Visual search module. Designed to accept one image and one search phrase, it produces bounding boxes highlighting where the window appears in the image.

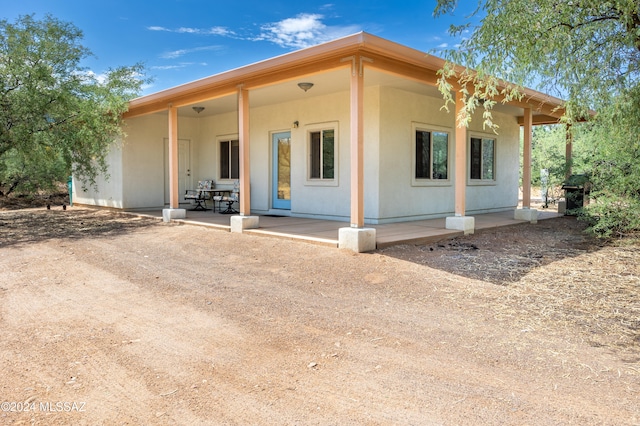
[220,139,239,180]
[470,137,495,180]
[309,129,334,180]
[415,130,449,180]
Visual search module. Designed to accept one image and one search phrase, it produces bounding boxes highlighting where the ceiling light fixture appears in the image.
[192,106,205,114]
[297,82,314,92]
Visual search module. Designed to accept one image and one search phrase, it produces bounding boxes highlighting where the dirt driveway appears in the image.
[0,207,638,425]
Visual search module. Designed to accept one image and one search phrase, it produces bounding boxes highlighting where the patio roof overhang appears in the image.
[123,32,568,124]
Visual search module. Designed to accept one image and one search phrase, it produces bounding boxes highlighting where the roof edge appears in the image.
[126,31,569,119]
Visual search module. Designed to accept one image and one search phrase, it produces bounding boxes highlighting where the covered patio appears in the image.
[129,207,562,249]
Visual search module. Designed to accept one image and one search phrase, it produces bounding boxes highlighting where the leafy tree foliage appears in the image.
[0,14,146,196]
[434,1,640,236]
[576,87,640,236]
[526,125,590,201]
[434,1,640,118]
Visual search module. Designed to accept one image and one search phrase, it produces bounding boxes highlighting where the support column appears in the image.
[163,104,186,222]
[565,124,573,179]
[338,55,376,252]
[446,90,474,234]
[557,123,573,215]
[231,85,259,233]
[350,58,365,228]
[522,107,532,209]
[515,107,537,223]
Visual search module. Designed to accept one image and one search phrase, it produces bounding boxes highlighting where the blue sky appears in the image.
[4,1,476,95]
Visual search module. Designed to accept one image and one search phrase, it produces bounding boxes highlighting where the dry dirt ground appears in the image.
[0,206,638,425]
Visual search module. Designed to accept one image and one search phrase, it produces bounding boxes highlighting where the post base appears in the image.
[445,216,475,235]
[162,208,186,222]
[338,227,377,253]
[514,208,538,223]
[230,215,260,233]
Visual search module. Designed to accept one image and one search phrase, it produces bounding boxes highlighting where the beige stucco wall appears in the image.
[197,110,236,186]
[73,139,124,208]
[378,86,456,221]
[249,89,354,219]
[122,114,166,208]
[75,113,169,209]
[375,86,520,223]
[466,110,521,214]
[76,113,203,209]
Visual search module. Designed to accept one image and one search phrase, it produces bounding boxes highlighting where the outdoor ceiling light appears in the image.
[297,82,314,92]
[192,106,205,114]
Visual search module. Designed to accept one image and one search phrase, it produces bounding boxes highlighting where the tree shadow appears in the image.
[0,208,159,248]
[379,216,604,285]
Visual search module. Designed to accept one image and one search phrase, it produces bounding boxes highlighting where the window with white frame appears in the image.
[219,139,239,180]
[470,136,495,180]
[415,129,449,180]
[309,129,335,180]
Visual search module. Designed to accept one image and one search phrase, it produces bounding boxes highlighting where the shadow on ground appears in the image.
[0,208,159,248]
[379,216,605,285]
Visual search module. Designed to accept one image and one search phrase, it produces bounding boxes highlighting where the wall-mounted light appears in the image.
[192,106,205,114]
[297,82,314,92]
[293,120,299,128]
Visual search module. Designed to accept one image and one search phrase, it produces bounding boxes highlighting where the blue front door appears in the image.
[272,132,291,210]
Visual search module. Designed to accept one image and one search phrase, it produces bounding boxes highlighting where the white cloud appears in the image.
[151,64,186,70]
[147,25,234,37]
[438,43,449,48]
[160,45,224,59]
[148,12,361,59]
[151,62,208,70]
[176,27,200,34]
[257,13,360,49]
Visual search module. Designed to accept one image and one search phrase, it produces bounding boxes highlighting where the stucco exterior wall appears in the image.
[197,110,237,186]
[77,113,203,209]
[73,140,124,208]
[121,114,167,208]
[375,86,520,223]
[245,89,353,218]
[466,108,520,214]
[378,86,456,222]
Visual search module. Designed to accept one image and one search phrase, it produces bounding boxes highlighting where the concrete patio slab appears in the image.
[127,207,562,250]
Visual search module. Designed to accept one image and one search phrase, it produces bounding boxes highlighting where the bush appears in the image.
[581,195,640,238]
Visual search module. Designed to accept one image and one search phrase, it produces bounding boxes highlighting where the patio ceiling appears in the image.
[174,68,448,118]
[167,68,529,120]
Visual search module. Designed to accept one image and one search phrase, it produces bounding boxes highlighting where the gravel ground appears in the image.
[0,206,638,425]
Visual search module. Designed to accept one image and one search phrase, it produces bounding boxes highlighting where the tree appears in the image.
[434,1,640,236]
[0,14,146,196]
[434,1,639,119]
[526,125,591,203]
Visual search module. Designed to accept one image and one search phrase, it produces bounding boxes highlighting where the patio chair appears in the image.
[216,180,239,214]
[184,180,214,210]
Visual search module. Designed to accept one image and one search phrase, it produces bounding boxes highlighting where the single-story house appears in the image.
[74,32,566,252]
